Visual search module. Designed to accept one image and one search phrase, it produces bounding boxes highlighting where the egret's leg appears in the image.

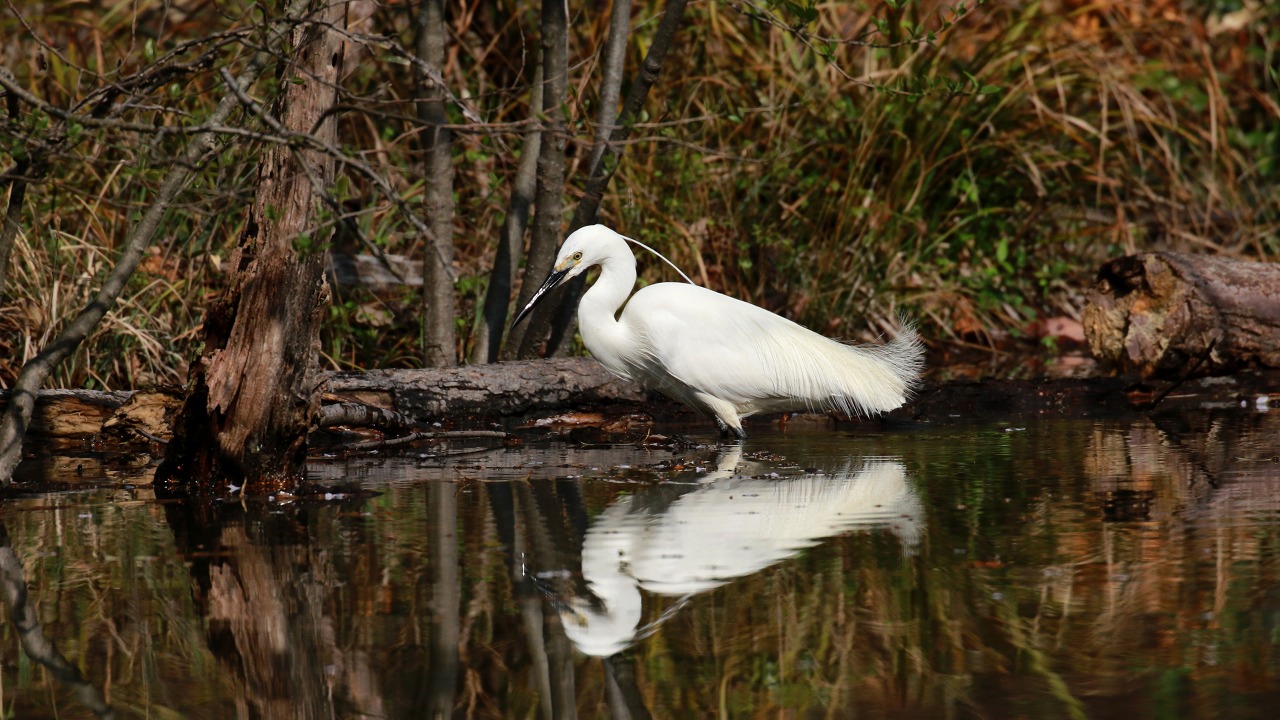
[714,420,746,440]
[697,393,745,440]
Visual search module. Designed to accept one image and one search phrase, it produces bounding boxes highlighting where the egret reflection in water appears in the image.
[556,448,922,657]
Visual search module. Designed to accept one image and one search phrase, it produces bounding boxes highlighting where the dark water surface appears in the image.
[2,410,1279,719]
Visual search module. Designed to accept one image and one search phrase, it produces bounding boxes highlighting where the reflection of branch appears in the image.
[0,522,117,719]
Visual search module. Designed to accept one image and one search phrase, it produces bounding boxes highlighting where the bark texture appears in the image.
[157,0,346,491]
[3,358,648,443]
[416,0,458,367]
[504,0,570,359]
[589,0,632,173]
[328,357,648,420]
[1083,253,1280,379]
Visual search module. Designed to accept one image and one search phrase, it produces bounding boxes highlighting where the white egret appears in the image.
[513,225,924,437]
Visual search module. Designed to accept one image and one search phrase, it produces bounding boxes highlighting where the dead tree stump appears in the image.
[156,0,346,492]
[1083,253,1280,379]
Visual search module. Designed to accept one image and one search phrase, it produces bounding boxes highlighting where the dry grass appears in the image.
[2,0,1277,388]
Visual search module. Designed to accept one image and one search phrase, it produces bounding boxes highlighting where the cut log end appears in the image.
[1084,252,1280,379]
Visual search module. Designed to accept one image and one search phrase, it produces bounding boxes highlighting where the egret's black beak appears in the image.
[511,266,571,327]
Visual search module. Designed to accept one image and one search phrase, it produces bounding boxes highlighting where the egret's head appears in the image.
[511,224,621,327]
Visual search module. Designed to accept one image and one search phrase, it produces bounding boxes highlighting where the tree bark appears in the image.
[416,0,458,367]
[504,0,570,359]
[473,59,543,363]
[156,0,347,493]
[329,357,648,420]
[2,357,650,444]
[590,0,632,173]
[546,0,690,355]
[1083,252,1280,379]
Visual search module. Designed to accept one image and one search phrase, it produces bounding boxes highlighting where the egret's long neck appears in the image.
[578,250,637,370]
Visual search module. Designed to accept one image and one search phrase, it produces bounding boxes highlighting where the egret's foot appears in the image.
[715,419,747,441]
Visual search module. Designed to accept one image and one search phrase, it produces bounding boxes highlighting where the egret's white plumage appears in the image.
[513,225,924,436]
[560,448,922,656]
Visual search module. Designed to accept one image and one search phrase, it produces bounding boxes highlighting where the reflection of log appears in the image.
[1083,253,1280,379]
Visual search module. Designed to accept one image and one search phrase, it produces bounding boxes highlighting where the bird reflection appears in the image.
[554,448,922,657]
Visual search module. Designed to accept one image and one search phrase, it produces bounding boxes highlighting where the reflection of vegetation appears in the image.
[4,414,1280,716]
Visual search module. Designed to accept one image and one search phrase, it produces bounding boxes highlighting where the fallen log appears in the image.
[1083,252,1280,379]
[325,357,648,420]
[4,363,1279,454]
[2,358,648,441]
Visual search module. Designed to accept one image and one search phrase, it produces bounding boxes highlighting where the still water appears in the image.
[2,410,1279,719]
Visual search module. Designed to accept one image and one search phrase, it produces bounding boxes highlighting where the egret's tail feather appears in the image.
[817,319,925,418]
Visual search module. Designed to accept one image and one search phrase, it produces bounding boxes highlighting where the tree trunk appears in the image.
[503,0,570,359]
[156,0,347,493]
[417,0,458,367]
[589,0,632,173]
[1083,252,1280,379]
[473,58,543,363]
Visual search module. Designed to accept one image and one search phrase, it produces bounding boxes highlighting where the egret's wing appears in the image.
[621,284,769,400]
[625,284,915,415]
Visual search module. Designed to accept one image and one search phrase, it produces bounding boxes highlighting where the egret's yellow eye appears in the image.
[571,251,583,262]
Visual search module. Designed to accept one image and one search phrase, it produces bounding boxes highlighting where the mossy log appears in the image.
[1083,253,1280,379]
